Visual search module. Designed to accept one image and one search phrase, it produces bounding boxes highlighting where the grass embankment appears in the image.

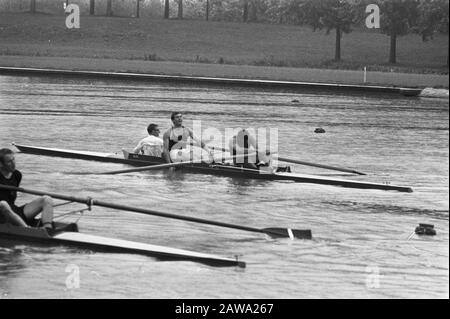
[0,13,448,87]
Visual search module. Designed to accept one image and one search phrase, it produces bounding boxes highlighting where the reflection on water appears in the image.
[0,75,448,298]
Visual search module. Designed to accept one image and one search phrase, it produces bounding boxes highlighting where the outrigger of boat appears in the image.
[12,143,413,193]
[0,221,245,268]
[0,183,314,267]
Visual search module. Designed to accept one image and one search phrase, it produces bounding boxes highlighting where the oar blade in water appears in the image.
[262,227,312,240]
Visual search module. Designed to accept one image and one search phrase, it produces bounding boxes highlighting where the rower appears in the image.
[229,129,273,171]
[133,123,163,157]
[0,148,54,229]
[162,112,212,164]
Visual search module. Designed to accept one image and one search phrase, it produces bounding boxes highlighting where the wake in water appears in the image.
[420,88,449,99]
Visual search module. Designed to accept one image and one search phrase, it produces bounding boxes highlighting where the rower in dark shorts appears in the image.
[0,148,54,229]
[162,112,212,165]
[229,129,273,171]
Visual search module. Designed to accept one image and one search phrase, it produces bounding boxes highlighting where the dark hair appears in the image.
[170,112,182,121]
[0,148,13,164]
[147,124,159,135]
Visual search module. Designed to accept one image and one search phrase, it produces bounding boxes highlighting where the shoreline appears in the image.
[0,56,448,91]
[0,65,424,96]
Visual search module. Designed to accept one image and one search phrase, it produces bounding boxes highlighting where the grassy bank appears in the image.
[0,12,448,87]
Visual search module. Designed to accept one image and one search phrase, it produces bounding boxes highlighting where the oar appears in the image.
[91,152,259,175]
[0,185,312,240]
[209,146,365,175]
[99,160,204,175]
[276,157,366,175]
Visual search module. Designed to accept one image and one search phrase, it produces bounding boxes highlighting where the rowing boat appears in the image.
[12,143,413,192]
[0,220,245,268]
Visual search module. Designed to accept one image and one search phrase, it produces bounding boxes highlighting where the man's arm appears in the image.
[228,138,234,153]
[188,128,207,150]
[133,140,144,154]
[188,128,214,162]
[162,131,172,163]
[248,134,258,152]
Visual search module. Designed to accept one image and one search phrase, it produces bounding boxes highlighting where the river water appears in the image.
[0,75,448,299]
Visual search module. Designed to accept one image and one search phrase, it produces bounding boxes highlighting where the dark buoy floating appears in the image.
[314,127,326,133]
[415,223,436,236]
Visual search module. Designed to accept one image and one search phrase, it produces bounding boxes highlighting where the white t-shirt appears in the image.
[133,135,164,157]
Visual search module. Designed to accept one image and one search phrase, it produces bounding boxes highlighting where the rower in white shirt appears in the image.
[133,124,164,157]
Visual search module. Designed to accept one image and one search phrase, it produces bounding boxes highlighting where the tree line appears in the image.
[23,0,450,65]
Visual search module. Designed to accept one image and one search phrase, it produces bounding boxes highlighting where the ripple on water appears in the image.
[0,76,448,298]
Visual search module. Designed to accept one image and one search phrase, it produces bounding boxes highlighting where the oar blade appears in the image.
[291,229,313,240]
[262,228,312,240]
[277,156,366,176]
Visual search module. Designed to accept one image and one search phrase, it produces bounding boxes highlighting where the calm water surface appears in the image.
[0,75,448,298]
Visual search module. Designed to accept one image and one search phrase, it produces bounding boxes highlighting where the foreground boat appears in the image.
[13,143,413,192]
[0,221,245,268]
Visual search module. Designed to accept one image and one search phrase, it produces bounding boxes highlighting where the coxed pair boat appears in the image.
[12,143,413,192]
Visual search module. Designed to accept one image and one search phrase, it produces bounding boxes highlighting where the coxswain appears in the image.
[133,123,163,157]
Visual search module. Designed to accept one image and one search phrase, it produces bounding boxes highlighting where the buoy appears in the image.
[415,224,436,236]
[314,127,326,133]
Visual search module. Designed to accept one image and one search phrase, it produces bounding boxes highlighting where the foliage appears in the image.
[415,0,449,41]
[377,0,420,36]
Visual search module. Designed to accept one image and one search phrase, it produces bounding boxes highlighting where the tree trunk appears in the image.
[249,0,257,22]
[206,0,209,21]
[335,26,341,61]
[106,0,113,17]
[164,0,169,19]
[178,0,183,19]
[30,0,36,13]
[136,0,140,18]
[242,0,248,22]
[389,33,397,64]
[90,0,95,15]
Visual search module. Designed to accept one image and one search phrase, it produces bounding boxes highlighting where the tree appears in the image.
[178,0,183,19]
[300,0,359,61]
[90,0,95,15]
[164,0,170,18]
[206,0,210,21]
[264,0,291,24]
[415,0,449,66]
[243,0,249,22]
[378,0,419,64]
[282,0,308,24]
[106,0,113,16]
[30,0,36,13]
[249,0,257,22]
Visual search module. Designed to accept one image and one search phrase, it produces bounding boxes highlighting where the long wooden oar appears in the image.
[276,157,366,175]
[209,146,365,175]
[100,160,204,175]
[0,185,312,240]
[94,152,259,175]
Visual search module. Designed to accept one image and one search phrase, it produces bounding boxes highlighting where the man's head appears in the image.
[171,112,183,127]
[0,148,16,173]
[147,124,160,137]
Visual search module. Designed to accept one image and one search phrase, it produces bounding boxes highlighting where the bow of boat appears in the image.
[0,222,245,268]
